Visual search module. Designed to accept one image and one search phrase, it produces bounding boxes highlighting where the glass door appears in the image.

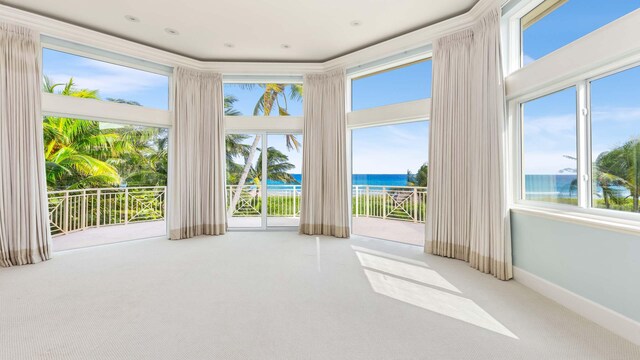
[266,133,303,228]
[226,133,264,229]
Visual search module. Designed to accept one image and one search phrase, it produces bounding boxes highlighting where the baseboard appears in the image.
[513,266,640,346]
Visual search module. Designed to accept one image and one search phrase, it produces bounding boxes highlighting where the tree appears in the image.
[407,164,428,187]
[227,84,303,216]
[594,138,640,211]
[43,77,122,189]
[253,147,298,184]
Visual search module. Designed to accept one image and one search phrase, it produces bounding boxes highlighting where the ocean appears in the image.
[268,174,410,186]
[269,174,628,199]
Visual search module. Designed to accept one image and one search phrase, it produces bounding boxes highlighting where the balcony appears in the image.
[48,185,427,250]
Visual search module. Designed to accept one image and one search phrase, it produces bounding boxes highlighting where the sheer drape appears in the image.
[0,23,52,267]
[169,67,226,239]
[426,9,512,280]
[299,69,350,238]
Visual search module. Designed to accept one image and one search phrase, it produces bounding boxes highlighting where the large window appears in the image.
[351,121,429,245]
[223,83,303,116]
[516,62,640,219]
[44,116,168,251]
[590,65,640,213]
[521,0,640,66]
[225,133,302,229]
[522,87,577,204]
[351,59,432,111]
[42,48,169,109]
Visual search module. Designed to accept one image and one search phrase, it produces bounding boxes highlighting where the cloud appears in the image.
[591,107,640,123]
[46,57,167,96]
[524,151,576,174]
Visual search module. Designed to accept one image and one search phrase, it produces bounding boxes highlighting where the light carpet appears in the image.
[1,232,638,359]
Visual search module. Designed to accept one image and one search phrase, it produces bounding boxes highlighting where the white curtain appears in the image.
[426,9,512,280]
[299,69,350,238]
[169,67,226,239]
[0,23,52,267]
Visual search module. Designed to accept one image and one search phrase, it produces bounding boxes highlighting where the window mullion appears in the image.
[576,81,590,209]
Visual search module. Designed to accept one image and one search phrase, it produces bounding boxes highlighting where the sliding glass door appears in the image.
[266,133,302,227]
[226,132,302,229]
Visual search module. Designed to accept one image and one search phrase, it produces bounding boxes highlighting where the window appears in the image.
[351,121,429,245]
[42,48,169,109]
[522,87,577,205]
[225,132,303,229]
[44,116,168,251]
[590,65,640,213]
[521,0,640,66]
[351,59,432,111]
[223,83,303,116]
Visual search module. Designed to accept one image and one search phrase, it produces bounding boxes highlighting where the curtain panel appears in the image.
[169,67,227,239]
[299,69,350,238]
[426,9,513,280]
[0,23,52,267]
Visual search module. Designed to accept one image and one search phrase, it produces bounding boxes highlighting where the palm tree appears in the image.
[253,147,298,184]
[43,77,123,189]
[594,138,640,211]
[227,84,303,216]
[407,164,428,187]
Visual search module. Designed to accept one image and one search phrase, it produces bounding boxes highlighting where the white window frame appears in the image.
[510,59,640,229]
[39,38,174,239]
[223,77,304,133]
[346,54,433,241]
[40,37,173,127]
[504,2,640,233]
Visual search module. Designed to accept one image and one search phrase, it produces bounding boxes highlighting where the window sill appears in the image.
[510,204,640,236]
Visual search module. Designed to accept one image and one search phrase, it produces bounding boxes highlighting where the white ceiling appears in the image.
[2,0,477,62]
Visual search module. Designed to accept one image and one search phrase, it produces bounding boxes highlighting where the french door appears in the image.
[226,132,303,229]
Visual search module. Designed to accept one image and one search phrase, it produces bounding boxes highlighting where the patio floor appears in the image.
[352,217,425,246]
[52,221,166,252]
[52,217,423,251]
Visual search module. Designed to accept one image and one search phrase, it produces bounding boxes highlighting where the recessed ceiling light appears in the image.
[124,15,140,22]
[164,28,179,35]
[281,44,291,49]
[350,20,362,27]
[224,43,235,48]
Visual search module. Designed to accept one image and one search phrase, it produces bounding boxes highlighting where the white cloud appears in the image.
[47,57,166,96]
[524,151,576,174]
[591,107,640,123]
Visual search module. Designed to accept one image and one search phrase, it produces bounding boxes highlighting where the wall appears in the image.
[511,211,640,323]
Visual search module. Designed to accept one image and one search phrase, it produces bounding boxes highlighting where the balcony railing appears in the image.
[352,185,428,223]
[47,186,166,237]
[226,184,427,223]
[47,184,427,237]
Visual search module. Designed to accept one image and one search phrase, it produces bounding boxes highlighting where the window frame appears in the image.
[510,59,640,224]
[222,77,304,133]
[346,54,433,241]
[39,38,175,240]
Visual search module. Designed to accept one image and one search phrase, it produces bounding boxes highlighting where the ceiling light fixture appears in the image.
[350,20,362,27]
[281,44,291,49]
[164,28,179,35]
[124,15,140,22]
[224,43,235,48]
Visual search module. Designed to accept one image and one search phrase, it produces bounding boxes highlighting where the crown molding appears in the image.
[0,0,499,75]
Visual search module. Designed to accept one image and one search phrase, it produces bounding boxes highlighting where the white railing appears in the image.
[47,184,425,237]
[226,184,427,223]
[352,185,428,223]
[47,186,166,237]
[226,184,302,217]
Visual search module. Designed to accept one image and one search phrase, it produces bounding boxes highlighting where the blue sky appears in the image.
[42,48,169,109]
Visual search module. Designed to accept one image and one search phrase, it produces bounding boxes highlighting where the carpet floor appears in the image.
[1,232,638,359]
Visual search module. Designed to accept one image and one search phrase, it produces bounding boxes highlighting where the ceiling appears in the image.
[1,0,478,62]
